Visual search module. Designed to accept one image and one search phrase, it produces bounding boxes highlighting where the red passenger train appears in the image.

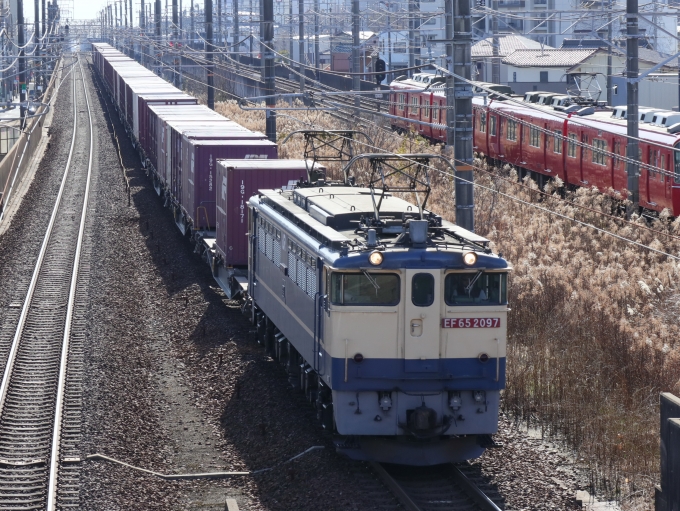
[390,74,680,216]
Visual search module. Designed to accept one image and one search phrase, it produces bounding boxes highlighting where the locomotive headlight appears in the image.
[379,392,392,411]
[463,252,477,266]
[368,250,384,266]
[449,391,462,411]
[473,390,485,403]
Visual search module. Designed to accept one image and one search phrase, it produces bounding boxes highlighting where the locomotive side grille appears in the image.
[288,252,296,282]
[266,233,273,261]
[307,267,317,297]
[273,239,281,266]
[297,259,306,292]
[258,227,265,254]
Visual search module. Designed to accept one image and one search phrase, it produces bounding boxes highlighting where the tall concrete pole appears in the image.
[263,0,276,141]
[351,0,359,110]
[491,0,499,84]
[18,0,25,120]
[173,0,179,86]
[408,0,419,74]
[626,0,639,208]
[447,0,474,232]
[288,0,293,67]
[298,0,304,92]
[190,0,194,48]
[233,0,239,61]
[217,0,222,44]
[206,0,215,109]
[155,0,161,73]
[34,0,40,90]
[314,0,319,75]
[125,0,128,26]
[141,0,146,64]
[606,0,612,104]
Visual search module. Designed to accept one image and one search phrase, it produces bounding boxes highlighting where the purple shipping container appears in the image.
[214,160,322,266]
[180,140,278,232]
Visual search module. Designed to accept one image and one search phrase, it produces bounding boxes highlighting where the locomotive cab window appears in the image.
[331,273,400,306]
[445,272,507,306]
[412,273,435,307]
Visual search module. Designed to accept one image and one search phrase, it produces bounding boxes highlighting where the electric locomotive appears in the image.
[247,164,511,465]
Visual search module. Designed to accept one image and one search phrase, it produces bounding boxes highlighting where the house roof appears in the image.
[502,48,598,68]
[472,34,548,58]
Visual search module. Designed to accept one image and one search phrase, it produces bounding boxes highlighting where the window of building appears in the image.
[411,96,419,115]
[540,71,548,83]
[507,119,517,141]
[479,111,487,133]
[489,115,497,136]
[412,273,435,307]
[529,126,541,147]
[331,273,400,306]
[444,272,508,306]
[567,133,577,158]
[553,130,562,154]
[592,139,608,165]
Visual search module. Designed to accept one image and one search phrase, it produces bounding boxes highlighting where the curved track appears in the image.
[0,53,92,510]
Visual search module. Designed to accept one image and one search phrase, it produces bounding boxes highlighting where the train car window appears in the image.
[331,273,400,306]
[489,116,497,136]
[592,139,607,166]
[675,146,680,183]
[553,130,562,154]
[432,104,439,121]
[423,99,430,118]
[479,112,486,133]
[411,96,419,116]
[529,127,541,148]
[445,272,507,306]
[613,140,620,167]
[661,154,666,182]
[412,274,435,307]
[507,120,517,141]
[567,134,577,158]
[398,93,406,111]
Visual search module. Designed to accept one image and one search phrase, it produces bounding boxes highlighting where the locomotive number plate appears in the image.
[441,318,500,328]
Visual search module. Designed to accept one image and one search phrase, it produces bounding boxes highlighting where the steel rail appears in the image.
[46,53,94,510]
[0,51,92,510]
[370,461,503,511]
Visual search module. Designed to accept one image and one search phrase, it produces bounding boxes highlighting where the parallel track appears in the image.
[0,53,92,510]
[371,462,505,511]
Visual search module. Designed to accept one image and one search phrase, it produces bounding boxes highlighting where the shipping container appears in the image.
[135,91,198,148]
[214,160,322,266]
[180,140,279,233]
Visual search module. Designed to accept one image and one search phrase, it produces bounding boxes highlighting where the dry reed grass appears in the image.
[217,101,679,509]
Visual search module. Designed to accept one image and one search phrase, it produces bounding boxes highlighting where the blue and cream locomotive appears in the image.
[247,159,511,465]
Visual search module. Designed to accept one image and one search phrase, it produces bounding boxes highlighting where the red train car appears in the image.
[390,74,680,216]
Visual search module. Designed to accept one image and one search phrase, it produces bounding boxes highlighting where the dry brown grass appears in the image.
[218,100,680,509]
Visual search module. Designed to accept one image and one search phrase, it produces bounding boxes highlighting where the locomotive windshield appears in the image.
[445,272,507,306]
[331,273,400,306]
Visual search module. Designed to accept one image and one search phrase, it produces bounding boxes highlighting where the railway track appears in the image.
[371,462,505,511]
[0,53,92,510]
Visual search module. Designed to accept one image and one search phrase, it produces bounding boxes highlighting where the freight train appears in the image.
[90,43,511,465]
[390,74,680,216]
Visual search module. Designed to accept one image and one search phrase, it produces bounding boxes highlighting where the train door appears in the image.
[641,146,651,204]
[579,132,587,184]
[404,270,440,373]
[673,145,680,216]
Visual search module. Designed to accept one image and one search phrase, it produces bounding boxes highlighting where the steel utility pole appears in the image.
[446,0,474,232]
[626,0,639,209]
[263,0,276,141]
[298,0,304,92]
[351,0,359,111]
[206,0,215,109]
[491,0,499,84]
